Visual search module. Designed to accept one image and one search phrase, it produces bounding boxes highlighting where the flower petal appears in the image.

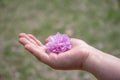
[45,32,71,54]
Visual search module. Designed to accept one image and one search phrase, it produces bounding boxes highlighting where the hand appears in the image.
[19,33,120,80]
[19,33,92,70]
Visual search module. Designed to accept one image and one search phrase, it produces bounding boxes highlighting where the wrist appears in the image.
[82,47,103,72]
[82,47,120,80]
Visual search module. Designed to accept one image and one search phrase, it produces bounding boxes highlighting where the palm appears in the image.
[19,33,89,70]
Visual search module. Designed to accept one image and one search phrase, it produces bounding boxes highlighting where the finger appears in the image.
[28,34,43,46]
[19,33,26,38]
[22,34,38,45]
[19,33,34,43]
[19,33,38,45]
[19,37,31,46]
[25,44,50,64]
[70,38,83,47]
[45,38,48,43]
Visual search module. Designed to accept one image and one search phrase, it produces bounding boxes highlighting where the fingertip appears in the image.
[19,37,23,42]
[27,34,36,39]
[45,38,48,43]
[19,37,25,42]
[19,33,26,37]
[19,38,25,45]
[27,34,33,37]
[19,37,30,46]
[19,33,26,36]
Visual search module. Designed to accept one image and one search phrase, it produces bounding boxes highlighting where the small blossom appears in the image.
[45,32,71,54]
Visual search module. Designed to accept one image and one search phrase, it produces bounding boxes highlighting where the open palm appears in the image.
[19,33,90,70]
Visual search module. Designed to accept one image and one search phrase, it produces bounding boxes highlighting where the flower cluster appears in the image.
[45,32,71,54]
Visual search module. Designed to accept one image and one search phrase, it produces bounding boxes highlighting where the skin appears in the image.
[19,33,120,80]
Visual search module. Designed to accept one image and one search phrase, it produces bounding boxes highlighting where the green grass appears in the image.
[0,0,120,80]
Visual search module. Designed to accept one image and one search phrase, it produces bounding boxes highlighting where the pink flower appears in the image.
[45,32,72,54]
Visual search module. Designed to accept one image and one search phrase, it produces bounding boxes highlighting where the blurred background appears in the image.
[0,0,120,80]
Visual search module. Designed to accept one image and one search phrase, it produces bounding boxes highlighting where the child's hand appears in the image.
[19,33,91,70]
[19,33,120,80]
